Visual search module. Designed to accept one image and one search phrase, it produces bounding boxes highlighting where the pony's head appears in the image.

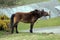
[31,9,50,18]
[40,9,50,16]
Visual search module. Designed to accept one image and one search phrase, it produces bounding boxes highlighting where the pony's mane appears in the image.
[30,9,39,13]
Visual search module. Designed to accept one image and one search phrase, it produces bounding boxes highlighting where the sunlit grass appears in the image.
[0,31,60,40]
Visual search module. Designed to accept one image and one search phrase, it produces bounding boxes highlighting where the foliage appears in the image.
[0,13,10,31]
[0,20,10,31]
[0,15,9,20]
[0,14,10,31]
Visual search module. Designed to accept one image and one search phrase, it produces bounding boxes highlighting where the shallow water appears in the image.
[20,26,60,34]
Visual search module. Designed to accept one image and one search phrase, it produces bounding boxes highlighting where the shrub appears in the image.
[0,14,9,20]
[0,20,10,31]
[0,14,11,31]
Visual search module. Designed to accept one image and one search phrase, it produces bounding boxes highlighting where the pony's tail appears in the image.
[10,14,15,28]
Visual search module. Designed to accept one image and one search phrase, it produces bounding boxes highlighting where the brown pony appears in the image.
[10,9,50,33]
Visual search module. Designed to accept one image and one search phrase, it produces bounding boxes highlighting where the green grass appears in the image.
[16,0,49,5]
[18,17,60,30]
[58,0,60,2]
[58,0,60,3]
[0,31,60,40]
[0,0,49,6]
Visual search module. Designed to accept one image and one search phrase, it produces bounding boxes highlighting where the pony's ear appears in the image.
[41,9,44,12]
[31,9,38,14]
[34,9,38,12]
[31,10,38,16]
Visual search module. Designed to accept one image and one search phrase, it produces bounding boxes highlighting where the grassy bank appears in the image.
[18,17,60,30]
[16,0,49,5]
[0,32,60,40]
[0,0,49,6]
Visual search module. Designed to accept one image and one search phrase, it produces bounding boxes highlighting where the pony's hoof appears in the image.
[16,32,19,33]
[30,30,33,33]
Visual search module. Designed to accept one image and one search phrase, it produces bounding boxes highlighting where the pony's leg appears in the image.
[15,24,19,33]
[11,26,14,34]
[30,23,34,33]
[11,22,17,34]
[11,21,17,34]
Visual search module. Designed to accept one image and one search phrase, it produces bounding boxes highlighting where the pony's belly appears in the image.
[21,21,31,23]
[20,19,31,23]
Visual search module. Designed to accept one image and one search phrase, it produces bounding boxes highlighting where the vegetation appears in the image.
[18,17,60,30]
[15,0,49,5]
[58,0,60,2]
[0,20,10,31]
[0,32,60,40]
[0,0,48,6]
[0,15,9,20]
[0,14,10,31]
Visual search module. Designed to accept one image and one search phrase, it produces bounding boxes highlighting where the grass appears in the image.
[16,0,49,5]
[0,0,49,7]
[58,0,60,2]
[0,31,60,40]
[18,17,60,30]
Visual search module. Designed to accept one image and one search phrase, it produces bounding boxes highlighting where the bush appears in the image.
[0,14,10,31]
[0,20,10,31]
[0,15,9,20]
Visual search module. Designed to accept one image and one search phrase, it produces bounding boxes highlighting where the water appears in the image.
[0,0,60,18]
[20,26,60,34]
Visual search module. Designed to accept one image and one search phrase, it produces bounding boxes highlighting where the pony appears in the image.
[10,9,50,33]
